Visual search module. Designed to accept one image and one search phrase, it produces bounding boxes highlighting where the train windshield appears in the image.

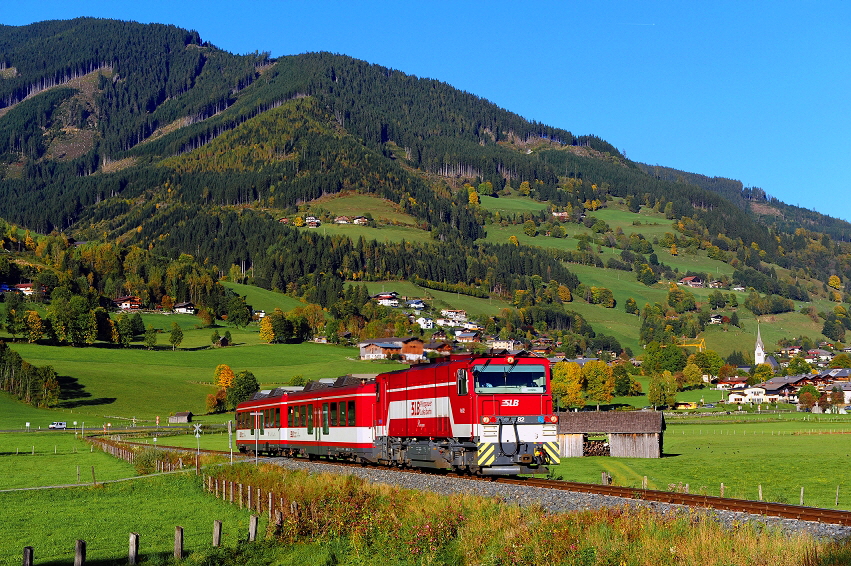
[472,363,547,394]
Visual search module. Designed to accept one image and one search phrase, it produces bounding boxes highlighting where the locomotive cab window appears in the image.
[472,363,547,394]
[456,369,468,395]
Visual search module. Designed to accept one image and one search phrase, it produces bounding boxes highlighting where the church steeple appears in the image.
[755,321,765,365]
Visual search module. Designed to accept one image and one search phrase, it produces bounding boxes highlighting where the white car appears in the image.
[48,422,67,430]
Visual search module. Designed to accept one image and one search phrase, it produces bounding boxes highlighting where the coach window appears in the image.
[300,405,307,428]
[275,408,280,427]
[457,369,468,396]
[322,403,330,434]
[330,402,338,426]
[287,407,294,427]
[339,402,347,427]
[348,400,356,426]
[308,404,315,433]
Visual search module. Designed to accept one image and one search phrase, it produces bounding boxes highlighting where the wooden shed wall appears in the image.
[558,434,584,458]
[609,433,662,458]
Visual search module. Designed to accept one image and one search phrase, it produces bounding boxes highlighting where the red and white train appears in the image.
[235,354,560,475]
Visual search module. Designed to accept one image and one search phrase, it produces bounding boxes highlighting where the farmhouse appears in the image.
[727,387,779,404]
[424,341,453,356]
[556,411,665,458]
[679,276,703,288]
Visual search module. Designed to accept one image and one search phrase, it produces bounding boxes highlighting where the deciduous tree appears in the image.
[169,321,183,350]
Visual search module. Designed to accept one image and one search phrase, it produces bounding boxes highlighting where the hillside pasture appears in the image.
[479,195,548,214]
[221,281,306,313]
[315,192,418,225]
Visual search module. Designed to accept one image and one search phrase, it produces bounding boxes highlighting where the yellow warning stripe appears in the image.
[477,442,496,466]
[543,442,560,464]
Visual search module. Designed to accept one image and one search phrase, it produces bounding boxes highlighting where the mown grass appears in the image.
[0,472,262,565]
[316,192,419,225]
[0,432,136,489]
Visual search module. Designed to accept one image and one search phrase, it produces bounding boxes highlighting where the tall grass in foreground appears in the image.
[202,464,851,566]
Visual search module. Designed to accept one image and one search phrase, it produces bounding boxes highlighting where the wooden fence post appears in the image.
[174,526,184,560]
[23,546,33,566]
[837,485,840,507]
[238,483,243,509]
[213,520,222,547]
[247,484,252,510]
[249,515,259,542]
[129,532,139,565]
[74,539,86,566]
[642,476,647,490]
[269,492,273,520]
[720,483,725,497]
[91,466,96,485]
[758,484,763,501]
[230,481,234,503]
[800,487,805,506]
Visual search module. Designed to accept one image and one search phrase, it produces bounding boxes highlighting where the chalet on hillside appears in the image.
[679,276,703,288]
[173,302,196,314]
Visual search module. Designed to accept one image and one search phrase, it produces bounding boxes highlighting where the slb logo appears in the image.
[501,399,519,407]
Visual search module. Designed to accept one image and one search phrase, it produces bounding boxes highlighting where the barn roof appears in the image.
[557,411,665,434]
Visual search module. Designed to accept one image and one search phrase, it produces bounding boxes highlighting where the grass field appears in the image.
[479,195,548,214]
[0,471,262,565]
[552,413,851,510]
[0,432,137,489]
[222,281,306,313]
[316,192,419,225]
[2,339,386,429]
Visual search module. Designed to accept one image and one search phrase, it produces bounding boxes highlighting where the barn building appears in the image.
[556,411,665,458]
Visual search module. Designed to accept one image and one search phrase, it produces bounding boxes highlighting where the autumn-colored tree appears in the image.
[519,181,531,196]
[206,388,228,414]
[196,308,214,327]
[508,235,519,246]
[749,363,774,385]
[214,364,236,388]
[161,294,175,311]
[583,360,614,410]
[292,216,305,227]
[557,285,572,303]
[682,362,704,390]
[259,316,275,343]
[551,361,585,409]
[829,275,842,290]
[829,353,851,369]
[25,310,43,343]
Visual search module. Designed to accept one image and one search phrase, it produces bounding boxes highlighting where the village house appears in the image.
[113,295,143,310]
[415,316,434,330]
[727,387,779,405]
[334,216,350,224]
[424,341,453,356]
[406,299,426,310]
[358,337,425,362]
[708,280,724,289]
[173,302,196,314]
[551,211,571,221]
[487,338,525,351]
[455,331,481,344]
[353,216,369,225]
[440,309,467,322]
[678,276,703,288]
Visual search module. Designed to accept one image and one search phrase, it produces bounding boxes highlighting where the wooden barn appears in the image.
[556,411,665,458]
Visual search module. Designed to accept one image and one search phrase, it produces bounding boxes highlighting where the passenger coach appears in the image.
[236,354,560,475]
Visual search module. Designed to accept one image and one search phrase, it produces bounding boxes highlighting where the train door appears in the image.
[314,403,330,454]
[456,367,473,440]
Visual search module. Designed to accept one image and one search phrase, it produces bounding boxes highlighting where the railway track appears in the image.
[119,440,851,526]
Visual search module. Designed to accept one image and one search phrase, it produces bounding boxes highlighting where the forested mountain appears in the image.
[3,17,851,354]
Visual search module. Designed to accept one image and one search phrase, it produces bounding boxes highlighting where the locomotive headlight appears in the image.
[548,415,559,423]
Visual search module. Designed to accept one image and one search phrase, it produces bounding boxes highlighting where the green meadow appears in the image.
[1,471,262,565]
[2,331,386,429]
[552,414,851,510]
[0,432,136,489]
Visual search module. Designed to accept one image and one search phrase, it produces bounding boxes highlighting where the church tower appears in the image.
[754,322,765,366]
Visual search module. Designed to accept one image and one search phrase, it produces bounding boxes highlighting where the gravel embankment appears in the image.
[267,458,851,541]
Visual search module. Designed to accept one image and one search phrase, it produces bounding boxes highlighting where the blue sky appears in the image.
[5,1,850,221]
